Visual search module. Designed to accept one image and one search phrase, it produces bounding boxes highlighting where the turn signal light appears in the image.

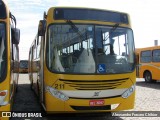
[0,91,6,96]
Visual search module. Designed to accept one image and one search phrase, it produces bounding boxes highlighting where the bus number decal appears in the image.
[55,84,65,89]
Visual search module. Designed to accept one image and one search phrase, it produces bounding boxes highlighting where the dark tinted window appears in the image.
[0,1,7,19]
[153,49,160,62]
[140,50,152,63]
[0,23,6,82]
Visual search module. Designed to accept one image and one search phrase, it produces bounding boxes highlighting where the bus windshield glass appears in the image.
[47,24,135,74]
[0,1,7,19]
[0,23,6,81]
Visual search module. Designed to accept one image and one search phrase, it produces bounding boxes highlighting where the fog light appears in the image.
[46,86,69,101]
[0,90,8,105]
[122,85,135,98]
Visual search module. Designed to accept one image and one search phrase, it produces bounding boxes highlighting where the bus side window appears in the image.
[0,35,6,79]
[37,36,41,58]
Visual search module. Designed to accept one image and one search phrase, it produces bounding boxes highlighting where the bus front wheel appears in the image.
[144,71,152,83]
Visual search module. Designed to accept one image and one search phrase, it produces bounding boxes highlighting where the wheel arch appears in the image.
[143,70,152,78]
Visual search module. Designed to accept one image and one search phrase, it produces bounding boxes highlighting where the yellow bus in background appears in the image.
[136,46,160,82]
[0,0,20,117]
[28,7,136,113]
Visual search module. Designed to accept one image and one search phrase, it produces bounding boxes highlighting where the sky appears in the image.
[7,0,160,60]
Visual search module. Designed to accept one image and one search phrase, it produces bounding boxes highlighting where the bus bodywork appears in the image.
[0,0,20,118]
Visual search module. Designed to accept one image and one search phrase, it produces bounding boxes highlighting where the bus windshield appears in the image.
[0,23,6,80]
[47,24,135,74]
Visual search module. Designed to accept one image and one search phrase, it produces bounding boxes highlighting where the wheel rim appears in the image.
[145,72,151,82]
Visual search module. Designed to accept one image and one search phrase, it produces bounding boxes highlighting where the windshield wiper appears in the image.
[110,23,119,33]
[66,20,91,55]
[103,23,119,41]
[65,20,85,41]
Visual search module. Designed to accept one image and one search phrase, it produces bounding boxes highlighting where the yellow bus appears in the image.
[19,60,28,73]
[136,46,160,82]
[0,0,20,117]
[28,7,136,113]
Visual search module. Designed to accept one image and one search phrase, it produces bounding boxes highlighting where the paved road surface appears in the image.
[10,74,160,120]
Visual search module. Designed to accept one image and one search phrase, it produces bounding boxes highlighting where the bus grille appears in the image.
[59,78,128,90]
[70,105,111,110]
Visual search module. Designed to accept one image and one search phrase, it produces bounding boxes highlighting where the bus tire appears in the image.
[30,80,33,90]
[144,71,152,83]
[16,84,18,93]
[16,74,19,93]
[37,82,41,102]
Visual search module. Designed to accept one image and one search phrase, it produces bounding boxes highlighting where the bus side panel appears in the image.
[140,64,160,80]
[151,63,160,80]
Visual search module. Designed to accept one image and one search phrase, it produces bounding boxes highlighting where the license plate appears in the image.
[89,100,105,106]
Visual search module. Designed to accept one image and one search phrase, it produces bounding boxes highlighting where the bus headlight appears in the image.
[122,85,135,98]
[0,90,8,105]
[46,86,69,101]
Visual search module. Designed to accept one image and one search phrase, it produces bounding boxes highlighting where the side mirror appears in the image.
[12,28,20,44]
[38,20,46,36]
